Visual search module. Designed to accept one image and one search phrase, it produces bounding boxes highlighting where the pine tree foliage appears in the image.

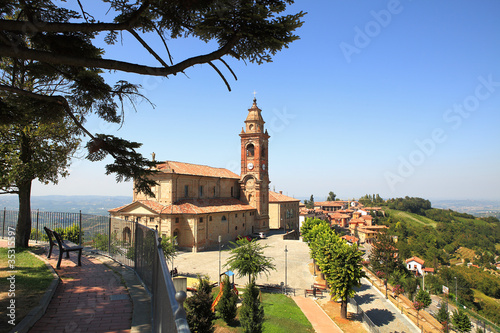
[326,191,336,201]
[369,229,402,277]
[216,275,238,324]
[452,309,472,333]
[239,281,264,333]
[436,301,450,326]
[415,289,432,309]
[185,275,215,333]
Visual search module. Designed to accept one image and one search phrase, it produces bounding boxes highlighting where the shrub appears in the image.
[186,275,215,333]
[240,281,264,333]
[216,275,238,324]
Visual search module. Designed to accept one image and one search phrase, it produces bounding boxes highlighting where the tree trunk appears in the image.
[15,180,32,248]
[15,132,33,248]
[340,299,348,319]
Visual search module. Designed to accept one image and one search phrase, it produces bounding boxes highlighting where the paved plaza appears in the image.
[174,230,314,292]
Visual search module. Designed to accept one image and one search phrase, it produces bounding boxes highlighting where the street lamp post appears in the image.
[218,235,222,286]
[284,245,288,295]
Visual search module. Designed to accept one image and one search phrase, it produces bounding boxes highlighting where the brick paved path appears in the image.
[29,248,132,333]
[292,296,343,333]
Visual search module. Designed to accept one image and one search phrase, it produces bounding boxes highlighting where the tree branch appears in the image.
[0,35,238,79]
[127,28,169,68]
[0,83,96,141]
[208,61,231,91]
[0,1,151,33]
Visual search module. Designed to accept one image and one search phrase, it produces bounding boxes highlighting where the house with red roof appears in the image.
[405,256,434,275]
[110,99,275,252]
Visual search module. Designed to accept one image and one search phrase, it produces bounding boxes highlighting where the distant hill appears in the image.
[0,195,133,215]
[432,199,500,218]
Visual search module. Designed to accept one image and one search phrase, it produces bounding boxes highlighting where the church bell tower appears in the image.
[240,98,270,232]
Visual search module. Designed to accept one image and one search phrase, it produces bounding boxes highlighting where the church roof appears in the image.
[269,191,300,203]
[155,161,239,179]
[109,198,255,215]
[169,198,255,214]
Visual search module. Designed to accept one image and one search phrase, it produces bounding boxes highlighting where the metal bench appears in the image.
[44,227,83,269]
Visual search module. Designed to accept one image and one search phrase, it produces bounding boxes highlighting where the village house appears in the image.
[269,191,300,231]
[405,256,434,275]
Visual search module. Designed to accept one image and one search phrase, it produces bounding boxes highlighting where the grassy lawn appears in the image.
[213,292,314,333]
[0,247,54,333]
[384,208,437,228]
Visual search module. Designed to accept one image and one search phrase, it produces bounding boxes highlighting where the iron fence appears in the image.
[1,208,189,333]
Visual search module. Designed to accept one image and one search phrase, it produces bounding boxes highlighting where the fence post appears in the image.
[134,218,139,271]
[79,210,82,246]
[108,214,112,256]
[2,207,6,238]
[36,209,39,243]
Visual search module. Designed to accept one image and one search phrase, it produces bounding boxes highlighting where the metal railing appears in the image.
[1,208,190,333]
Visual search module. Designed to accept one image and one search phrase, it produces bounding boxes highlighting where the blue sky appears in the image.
[32,0,500,201]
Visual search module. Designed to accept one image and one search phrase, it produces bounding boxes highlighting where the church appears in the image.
[109,98,286,252]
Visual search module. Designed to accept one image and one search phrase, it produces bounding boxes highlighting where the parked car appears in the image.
[236,235,252,242]
[252,232,267,239]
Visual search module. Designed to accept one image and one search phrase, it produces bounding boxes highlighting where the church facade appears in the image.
[109,99,271,252]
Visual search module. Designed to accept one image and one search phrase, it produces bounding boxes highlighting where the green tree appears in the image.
[304,194,315,209]
[217,275,238,324]
[415,289,432,309]
[300,218,329,244]
[186,275,215,333]
[0,91,80,248]
[404,275,419,301]
[160,235,177,264]
[369,229,401,277]
[239,280,264,333]
[225,238,276,284]
[326,191,336,201]
[327,241,365,319]
[452,309,472,333]
[436,301,450,332]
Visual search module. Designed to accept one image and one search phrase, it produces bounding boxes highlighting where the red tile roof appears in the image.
[168,198,255,214]
[109,200,164,213]
[342,235,359,243]
[110,198,255,215]
[269,191,300,203]
[314,201,345,207]
[405,256,425,265]
[156,161,239,179]
[423,267,435,273]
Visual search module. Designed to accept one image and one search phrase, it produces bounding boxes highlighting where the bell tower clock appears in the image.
[240,98,270,232]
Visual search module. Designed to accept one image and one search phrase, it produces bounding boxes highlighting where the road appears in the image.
[354,278,420,333]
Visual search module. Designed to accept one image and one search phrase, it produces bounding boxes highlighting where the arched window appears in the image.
[122,227,131,244]
[221,215,227,222]
[246,143,254,157]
